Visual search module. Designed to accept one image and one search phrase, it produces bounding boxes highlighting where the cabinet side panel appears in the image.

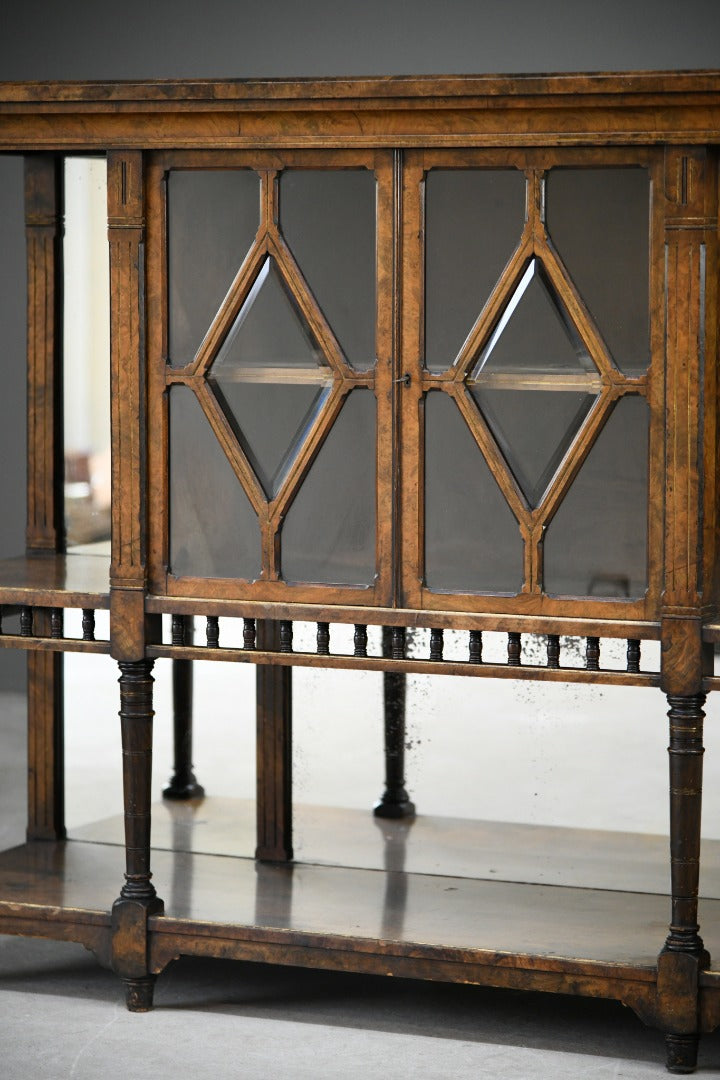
[24,154,65,840]
[25,154,63,552]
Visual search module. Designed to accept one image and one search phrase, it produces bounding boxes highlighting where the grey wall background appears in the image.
[0,0,719,689]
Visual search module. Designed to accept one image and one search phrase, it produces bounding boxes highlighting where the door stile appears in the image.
[375,149,399,609]
[397,151,426,610]
[145,159,169,596]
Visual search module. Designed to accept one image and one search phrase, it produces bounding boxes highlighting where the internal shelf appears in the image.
[0,552,110,607]
[3,804,720,1004]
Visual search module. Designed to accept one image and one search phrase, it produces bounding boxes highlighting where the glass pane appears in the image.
[209,381,330,499]
[471,388,596,507]
[424,390,523,593]
[546,168,650,374]
[473,259,594,377]
[280,169,376,370]
[543,395,649,598]
[208,256,333,499]
[168,169,259,366]
[213,257,326,371]
[425,169,526,372]
[63,158,111,550]
[169,386,260,579]
[281,389,376,586]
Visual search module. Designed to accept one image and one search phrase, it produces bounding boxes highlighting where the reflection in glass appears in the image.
[543,395,649,598]
[168,169,260,366]
[468,259,600,508]
[281,390,376,586]
[212,257,325,371]
[63,158,111,549]
[210,382,330,499]
[546,167,650,374]
[169,386,260,580]
[425,169,526,372]
[208,257,333,498]
[424,391,522,594]
[280,169,376,370]
[473,259,594,377]
[471,388,596,507]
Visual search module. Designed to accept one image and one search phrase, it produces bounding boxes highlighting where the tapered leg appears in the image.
[659,693,709,1074]
[164,616,205,800]
[255,620,293,862]
[374,627,415,819]
[111,659,164,1011]
[665,694,708,960]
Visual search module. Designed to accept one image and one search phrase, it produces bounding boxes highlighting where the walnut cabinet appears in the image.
[1,73,720,1073]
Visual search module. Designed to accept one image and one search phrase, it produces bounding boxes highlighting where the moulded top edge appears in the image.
[2,70,720,106]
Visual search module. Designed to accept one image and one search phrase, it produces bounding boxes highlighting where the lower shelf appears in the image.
[1,803,720,1024]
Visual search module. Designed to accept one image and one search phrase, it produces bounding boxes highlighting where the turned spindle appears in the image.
[82,608,96,641]
[586,636,600,671]
[626,638,641,673]
[547,634,560,669]
[171,614,185,647]
[279,621,293,653]
[469,630,482,664]
[206,616,220,648]
[243,618,257,650]
[316,622,330,655]
[354,624,368,658]
[390,626,405,660]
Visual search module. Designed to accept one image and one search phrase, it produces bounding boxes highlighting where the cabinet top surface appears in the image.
[2,71,720,149]
[1,70,720,101]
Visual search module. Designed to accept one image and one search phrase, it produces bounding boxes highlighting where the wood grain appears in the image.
[24,155,66,842]
[108,152,149,661]
[1,71,719,1066]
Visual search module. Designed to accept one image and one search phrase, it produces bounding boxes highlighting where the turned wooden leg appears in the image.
[117,659,162,907]
[374,626,415,820]
[164,616,205,800]
[255,620,293,862]
[111,659,164,1011]
[659,693,709,1074]
[665,694,708,962]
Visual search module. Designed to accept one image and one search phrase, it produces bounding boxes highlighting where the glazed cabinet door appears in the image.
[399,150,664,621]
[147,151,394,607]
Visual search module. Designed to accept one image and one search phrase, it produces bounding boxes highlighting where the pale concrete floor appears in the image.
[1,690,720,1078]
